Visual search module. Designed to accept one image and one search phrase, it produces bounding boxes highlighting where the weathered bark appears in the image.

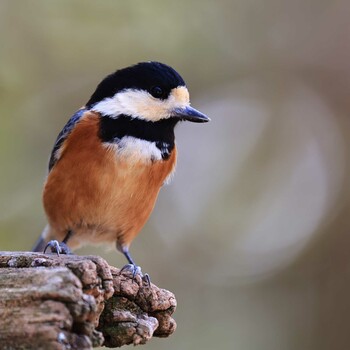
[0,252,176,350]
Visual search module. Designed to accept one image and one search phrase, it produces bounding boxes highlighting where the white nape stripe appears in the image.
[103,136,163,163]
[92,86,190,122]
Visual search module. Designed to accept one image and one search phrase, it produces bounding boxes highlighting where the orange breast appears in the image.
[43,112,177,249]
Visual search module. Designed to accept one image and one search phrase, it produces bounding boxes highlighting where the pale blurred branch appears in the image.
[0,252,176,349]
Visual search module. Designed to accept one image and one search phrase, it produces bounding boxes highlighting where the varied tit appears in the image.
[32,61,209,278]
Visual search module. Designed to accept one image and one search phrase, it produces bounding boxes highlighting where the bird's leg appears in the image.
[44,230,73,256]
[117,243,150,285]
[123,249,136,265]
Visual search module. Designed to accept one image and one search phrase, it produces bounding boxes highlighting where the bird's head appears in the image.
[86,61,209,123]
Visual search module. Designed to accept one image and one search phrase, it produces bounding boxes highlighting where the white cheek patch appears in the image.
[92,86,190,122]
[103,137,163,164]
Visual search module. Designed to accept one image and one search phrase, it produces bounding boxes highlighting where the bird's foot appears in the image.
[43,240,72,256]
[120,264,151,286]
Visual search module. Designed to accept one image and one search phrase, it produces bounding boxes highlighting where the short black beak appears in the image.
[171,106,210,123]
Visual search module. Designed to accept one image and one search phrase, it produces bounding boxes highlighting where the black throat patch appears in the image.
[99,115,178,160]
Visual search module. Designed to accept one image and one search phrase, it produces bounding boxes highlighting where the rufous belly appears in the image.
[43,112,176,249]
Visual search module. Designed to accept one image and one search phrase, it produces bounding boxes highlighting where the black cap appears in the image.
[86,62,186,108]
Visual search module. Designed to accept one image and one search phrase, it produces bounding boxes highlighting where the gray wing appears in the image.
[48,108,86,171]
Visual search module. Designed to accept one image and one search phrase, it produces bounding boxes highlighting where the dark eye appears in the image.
[150,86,164,98]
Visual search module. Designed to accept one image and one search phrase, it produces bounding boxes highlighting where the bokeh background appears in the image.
[1,1,350,349]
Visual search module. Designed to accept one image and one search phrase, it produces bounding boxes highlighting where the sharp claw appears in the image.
[43,240,71,255]
[120,264,150,285]
[132,265,142,279]
[142,273,151,287]
[120,263,135,274]
[44,240,61,256]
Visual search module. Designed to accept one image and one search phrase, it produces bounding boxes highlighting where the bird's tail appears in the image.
[32,225,49,252]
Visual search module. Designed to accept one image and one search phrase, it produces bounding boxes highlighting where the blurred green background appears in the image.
[2,1,350,349]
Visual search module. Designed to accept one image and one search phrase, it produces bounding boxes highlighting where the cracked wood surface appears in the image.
[0,252,176,350]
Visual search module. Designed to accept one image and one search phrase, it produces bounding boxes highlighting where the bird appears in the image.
[32,61,209,278]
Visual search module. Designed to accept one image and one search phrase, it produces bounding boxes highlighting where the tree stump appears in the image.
[0,252,176,350]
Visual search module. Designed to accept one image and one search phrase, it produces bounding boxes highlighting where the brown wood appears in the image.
[0,252,176,349]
